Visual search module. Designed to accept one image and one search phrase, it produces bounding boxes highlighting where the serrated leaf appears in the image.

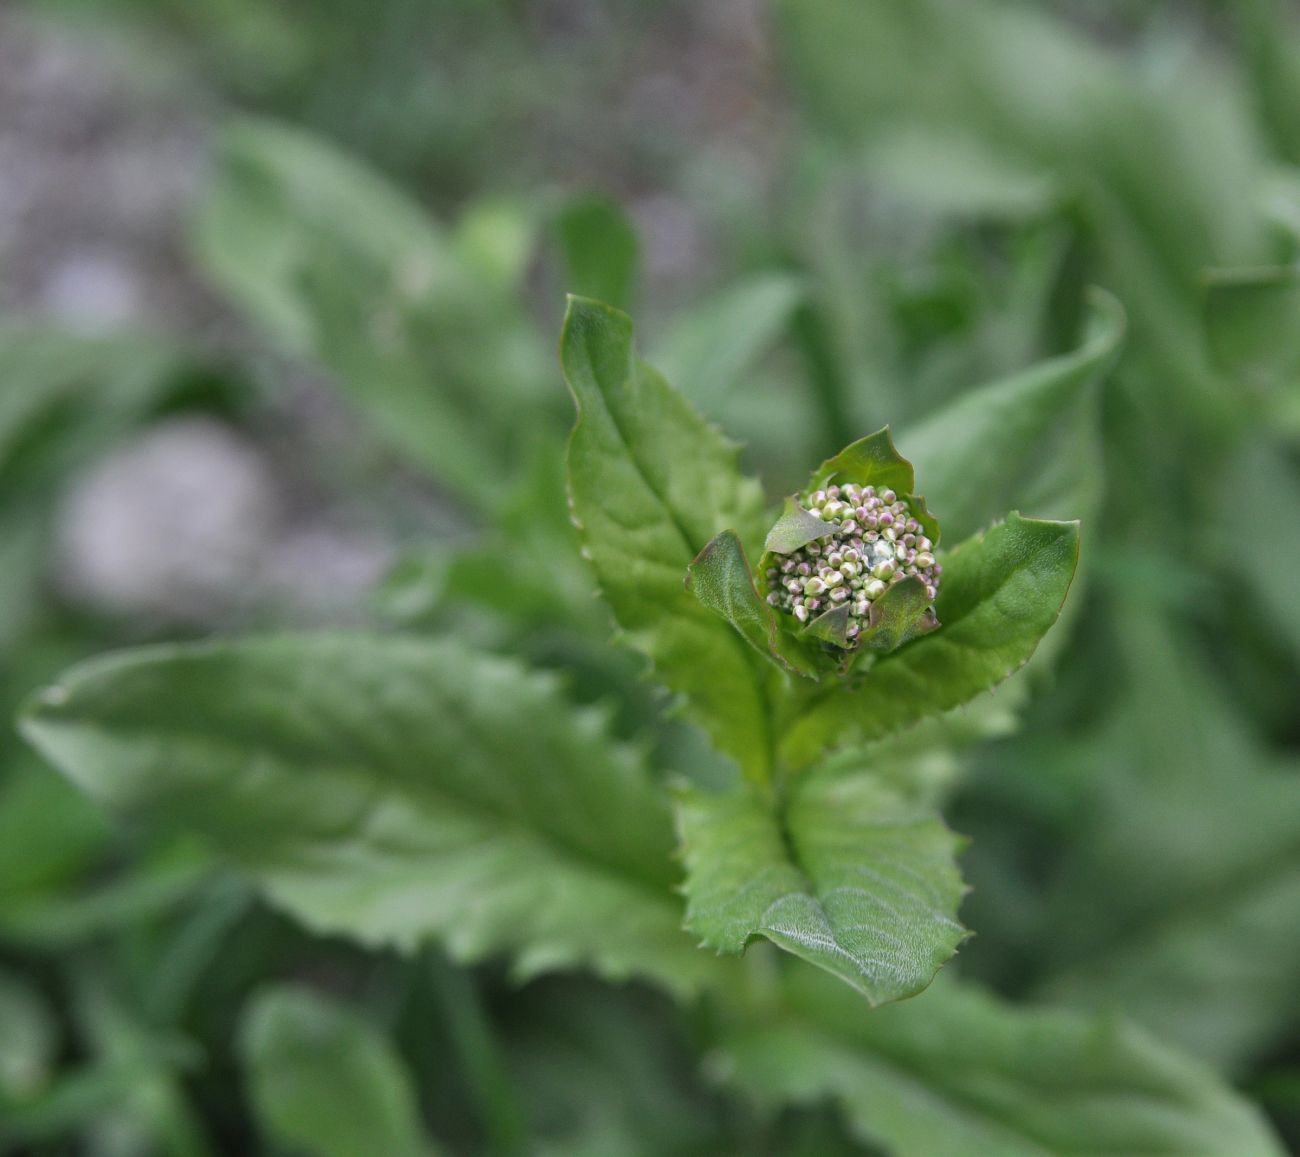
[241,986,440,1157]
[781,514,1078,766]
[675,768,967,1005]
[810,427,917,502]
[18,635,713,996]
[900,288,1123,543]
[561,297,774,784]
[718,968,1284,1157]
[686,531,820,679]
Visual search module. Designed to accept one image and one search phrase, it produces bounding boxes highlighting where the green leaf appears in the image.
[781,514,1079,766]
[855,577,939,654]
[762,496,836,555]
[192,118,548,506]
[719,968,1284,1157]
[675,767,967,1005]
[654,273,805,409]
[241,986,439,1157]
[561,296,774,784]
[1034,610,1300,1071]
[686,531,819,679]
[19,635,712,996]
[809,427,917,501]
[0,968,57,1102]
[554,196,639,311]
[899,288,1123,542]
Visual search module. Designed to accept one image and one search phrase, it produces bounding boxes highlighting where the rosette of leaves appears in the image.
[561,296,1082,1005]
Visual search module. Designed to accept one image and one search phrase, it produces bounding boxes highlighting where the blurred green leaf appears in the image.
[19,635,713,994]
[561,297,774,785]
[654,273,805,409]
[900,289,1123,542]
[1034,610,1300,1071]
[0,968,57,1103]
[193,118,548,505]
[242,986,439,1157]
[554,197,639,311]
[719,968,1285,1156]
[781,515,1079,765]
[675,767,966,1004]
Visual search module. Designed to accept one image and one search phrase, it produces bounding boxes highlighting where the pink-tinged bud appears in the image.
[766,592,781,605]
[925,584,937,600]
[880,489,896,504]
[806,597,821,612]
[845,621,861,638]
[866,579,887,598]
[878,511,894,527]
[804,577,826,595]
[794,604,809,623]
[915,551,935,568]
[830,586,849,602]
[797,562,813,576]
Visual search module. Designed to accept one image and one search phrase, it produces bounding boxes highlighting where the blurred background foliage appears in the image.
[1,0,1299,1152]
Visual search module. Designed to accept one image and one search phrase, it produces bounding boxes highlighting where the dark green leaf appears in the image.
[719,968,1284,1156]
[675,767,967,1005]
[561,296,774,784]
[19,635,712,995]
[781,515,1079,765]
[241,986,439,1157]
[686,531,819,679]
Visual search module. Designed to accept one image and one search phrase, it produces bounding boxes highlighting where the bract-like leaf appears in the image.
[763,496,837,555]
[900,288,1123,542]
[781,514,1078,765]
[718,968,1284,1157]
[19,636,712,996]
[561,297,774,784]
[675,768,967,1005]
[241,986,440,1157]
[809,427,916,497]
[857,577,939,654]
[686,531,819,679]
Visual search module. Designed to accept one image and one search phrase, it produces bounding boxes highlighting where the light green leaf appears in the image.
[192,118,547,505]
[675,767,967,1005]
[554,196,639,311]
[900,288,1123,543]
[719,968,1284,1157]
[654,273,805,408]
[781,514,1079,766]
[19,635,712,996]
[561,296,774,784]
[241,986,439,1157]
[762,496,836,555]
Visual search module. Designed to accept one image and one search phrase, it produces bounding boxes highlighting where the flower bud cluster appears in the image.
[765,483,941,645]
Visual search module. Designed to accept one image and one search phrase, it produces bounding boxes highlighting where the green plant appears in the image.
[13,295,1285,1154]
